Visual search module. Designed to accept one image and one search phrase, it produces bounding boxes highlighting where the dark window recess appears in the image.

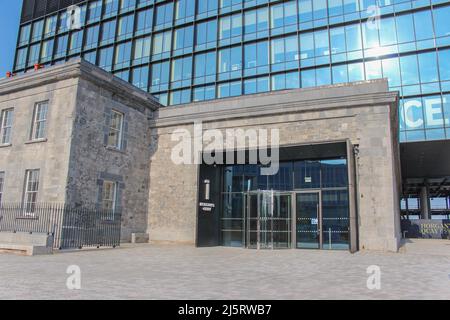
[21,0,35,23]
[47,0,60,13]
[34,0,47,18]
[60,0,74,10]
[22,0,86,23]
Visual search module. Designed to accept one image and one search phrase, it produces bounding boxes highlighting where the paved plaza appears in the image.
[0,241,449,300]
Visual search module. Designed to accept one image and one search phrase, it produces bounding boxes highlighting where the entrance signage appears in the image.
[199,202,215,212]
[401,219,450,239]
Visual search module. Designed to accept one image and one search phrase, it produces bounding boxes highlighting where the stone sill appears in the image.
[15,215,39,221]
[25,138,48,145]
[0,143,12,148]
[105,145,126,154]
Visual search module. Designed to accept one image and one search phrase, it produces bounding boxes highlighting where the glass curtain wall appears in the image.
[13,1,450,141]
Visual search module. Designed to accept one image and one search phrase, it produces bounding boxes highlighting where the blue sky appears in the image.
[0,0,22,77]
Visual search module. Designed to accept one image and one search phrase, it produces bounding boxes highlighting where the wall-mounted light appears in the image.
[204,179,210,201]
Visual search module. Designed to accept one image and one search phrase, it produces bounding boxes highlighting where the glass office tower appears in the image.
[12,0,450,217]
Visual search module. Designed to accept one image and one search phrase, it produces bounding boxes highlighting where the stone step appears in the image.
[399,238,450,256]
[0,232,53,256]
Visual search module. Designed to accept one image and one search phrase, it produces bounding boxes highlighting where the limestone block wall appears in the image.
[148,124,199,243]
[0,77,78,203]
[66,77,154,241]
[354,106,402,252]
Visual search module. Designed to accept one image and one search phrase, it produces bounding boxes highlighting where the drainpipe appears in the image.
[352,144,360,253]
[347,140,359,253]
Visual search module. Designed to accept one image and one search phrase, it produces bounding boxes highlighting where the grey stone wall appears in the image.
[0,76,78,203]
[66,77,154,240]
[148,80,402,252]
[148,123,199,244]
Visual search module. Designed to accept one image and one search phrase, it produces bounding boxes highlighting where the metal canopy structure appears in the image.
[401,140,450,197]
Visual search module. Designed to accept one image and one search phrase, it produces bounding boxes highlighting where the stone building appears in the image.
[149,78,402,252]
[0,59,159,241]
[0,60,402,251]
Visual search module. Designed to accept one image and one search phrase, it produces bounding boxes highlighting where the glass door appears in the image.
[258,191,272,249]
[272,193,292,249]
[295,192,321,249]
[246,193,258,249]
[245,191,292,249]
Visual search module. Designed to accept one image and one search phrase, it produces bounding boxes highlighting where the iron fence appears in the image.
[0,203,122,249]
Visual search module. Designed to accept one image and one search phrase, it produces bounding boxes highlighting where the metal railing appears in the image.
[0,203,122,250]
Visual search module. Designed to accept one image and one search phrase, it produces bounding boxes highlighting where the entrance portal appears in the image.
[199,151,353,250]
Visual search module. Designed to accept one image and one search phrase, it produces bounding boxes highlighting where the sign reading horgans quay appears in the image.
[401,219,450,239]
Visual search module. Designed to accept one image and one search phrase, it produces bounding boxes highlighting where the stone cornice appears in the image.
[0,59,161,111]
[151,81,398,129]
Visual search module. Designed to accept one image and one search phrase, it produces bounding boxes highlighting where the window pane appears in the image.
[423,96,444,129]
[101,20,117,45]
[301,69,315,87]
[400,55,419,86]
[414,10,434,41]
[379,17,397,46]
[286,71,299,89]
[118,14,134,39]
[315,30,329,57]
[134,36,151,60]
[99,46,114,71]
[85,25,99,49]
[31,20,43,42]
[382,57,400,87]
[345,24,362,51]
[434,6,450,37]
[403,98,424,130]
[136,8,153,34]
[88,0,102,23]
[313,0,327,20]
[330,27,346,54]
[44,15,57,37]
[438,49,450,81]
[132,66,149,89]
[104,0,119,17]
[316,67,331,86]
[418,52,439,83]
[108,110,124,148]
[24,170,40,213]
[332,65,348,84]
[299,0,313,22]
[365,60,382,80]
[348,62,364,82]
[19,24,31,46]
[396,14,415,43]
[443,94,450,127]
[362,22,379,49]
[114,41,132,68]
[328,0,343,17]
[244,10,256,34]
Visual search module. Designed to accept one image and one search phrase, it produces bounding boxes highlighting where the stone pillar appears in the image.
[420,186,430,220]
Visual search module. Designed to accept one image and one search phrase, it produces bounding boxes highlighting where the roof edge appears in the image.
[0,59,162,111]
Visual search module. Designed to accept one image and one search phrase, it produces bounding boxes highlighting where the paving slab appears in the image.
[0,243,449,300]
